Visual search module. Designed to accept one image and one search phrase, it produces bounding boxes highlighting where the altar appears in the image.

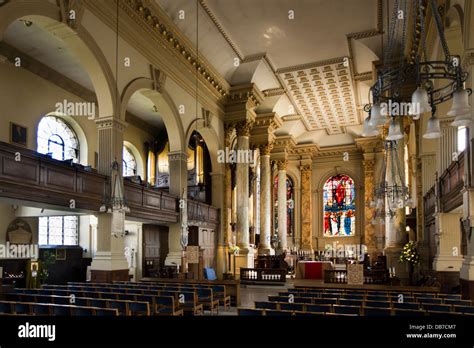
[296,261,333,279]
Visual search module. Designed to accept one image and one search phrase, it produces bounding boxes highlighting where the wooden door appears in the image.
[142,225,169,277]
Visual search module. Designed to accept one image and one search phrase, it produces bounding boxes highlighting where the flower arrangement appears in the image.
[399,241,420,265]
[229,245,240,255]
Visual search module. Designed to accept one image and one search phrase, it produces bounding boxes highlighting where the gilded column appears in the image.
[258,143,273,254]
[300,164,313,252]
[235,120,253,250]
[276,159,288,251]
[363,156,377,257]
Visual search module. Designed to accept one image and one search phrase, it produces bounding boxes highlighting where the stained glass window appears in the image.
[122,146,137,177]
[323,175,355,237]
[37,116,79,162]
[39,216,78,246]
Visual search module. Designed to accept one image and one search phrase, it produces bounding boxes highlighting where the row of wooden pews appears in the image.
[20,281,231,316]
[239,287,474,316]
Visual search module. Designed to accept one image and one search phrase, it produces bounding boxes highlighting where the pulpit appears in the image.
[181,246,204,280]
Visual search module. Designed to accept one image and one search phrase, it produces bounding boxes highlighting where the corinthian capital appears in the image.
[276,160,288,171]
[235,120,253,137]
[258,143,274,156]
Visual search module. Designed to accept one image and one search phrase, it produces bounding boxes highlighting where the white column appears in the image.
[459,50,474,299]
[277,160,288,251]
[165,150,188,266]
[234,121,255,275]
[90,117,129,281]
[258,144,273,254]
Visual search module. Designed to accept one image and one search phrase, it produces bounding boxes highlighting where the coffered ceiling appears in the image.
[154,0,384,145]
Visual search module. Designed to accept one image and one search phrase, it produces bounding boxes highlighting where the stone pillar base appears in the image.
[90,269,129,283]
[235,248,255,278]
[258,247,275,256]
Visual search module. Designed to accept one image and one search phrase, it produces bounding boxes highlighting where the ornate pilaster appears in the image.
[363,157,377,257]
[300,164,313,252]
[276,159,288,251]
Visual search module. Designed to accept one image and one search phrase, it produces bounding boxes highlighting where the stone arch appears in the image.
[37,112,89,166]
[123,140,145,179]
[120,77,185,153]
[0,1,116,118]
[184,121,223,174]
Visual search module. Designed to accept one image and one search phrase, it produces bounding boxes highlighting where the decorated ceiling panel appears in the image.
[279,61,359,135]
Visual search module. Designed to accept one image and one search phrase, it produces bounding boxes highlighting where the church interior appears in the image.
[1,0,474,334]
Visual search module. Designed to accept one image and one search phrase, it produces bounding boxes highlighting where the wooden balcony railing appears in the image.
[124,180,178,224]
[439,151,464,212]
[240,268,286,283]
[187,199,219,227]
[423,185,436,224]
[0,141,106,211]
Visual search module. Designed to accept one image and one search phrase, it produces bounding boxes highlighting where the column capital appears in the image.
[168,151,188,162]
[300,164,312,173]
[258,143,274,156]
[235,120,254,137]
[363,158,376,174]
[276,159,288,171]
[355,136,383,153]
[95,116,128,131]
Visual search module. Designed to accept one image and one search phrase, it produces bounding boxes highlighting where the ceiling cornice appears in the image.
[199,0,244,61]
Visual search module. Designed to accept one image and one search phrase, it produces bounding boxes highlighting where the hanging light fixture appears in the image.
[449,89,472,126]
[373,141,410,221]
[362,0,471,139]
[362,105,380,137]
[423,106,441,139]
[386,118,404,141]
[411,86,432,114]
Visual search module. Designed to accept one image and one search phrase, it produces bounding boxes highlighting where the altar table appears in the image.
[296,261,333,279]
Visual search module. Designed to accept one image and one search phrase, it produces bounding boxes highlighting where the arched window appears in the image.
[123,145,137,177]
[323,174,355,237]
[273,175,295,236]
[37,116,79,162]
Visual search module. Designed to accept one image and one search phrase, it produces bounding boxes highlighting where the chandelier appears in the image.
[100,160,130,215]
[370,141,412,222]
[362,0,472,140]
